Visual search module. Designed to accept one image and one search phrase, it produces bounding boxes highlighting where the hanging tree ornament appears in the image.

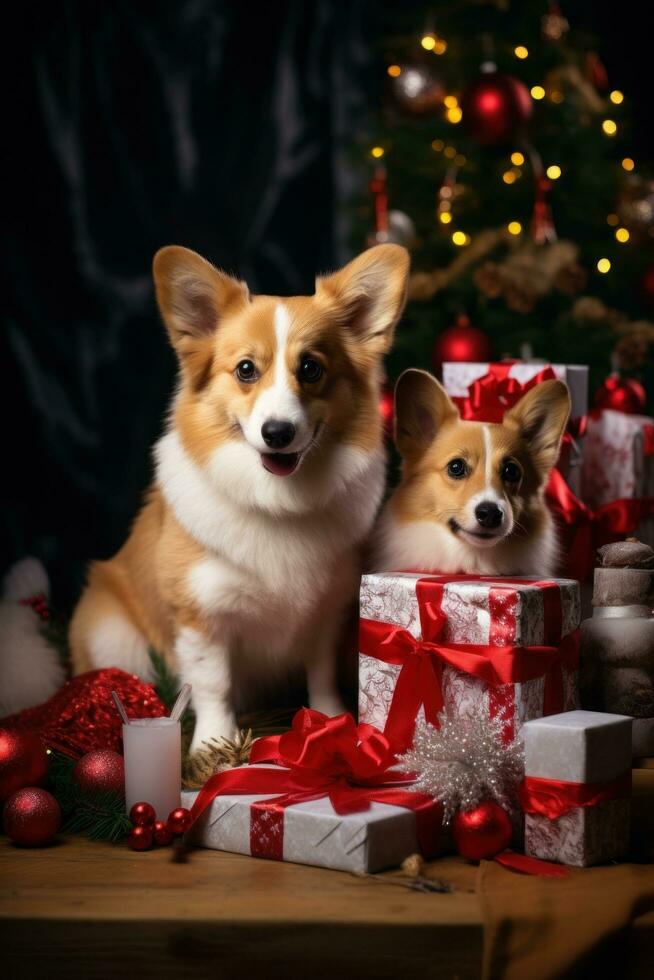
[461,65,532,146]
[389,59,444,115]
[432,313,492,373]
[367,162,416,248]
[541,2,570,42]
[531,174,557,245]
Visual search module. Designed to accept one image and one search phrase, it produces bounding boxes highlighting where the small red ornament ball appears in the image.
[432,314,492,373]
[128,824,154,851]
[461,72,532,146]
[129,801,156,827]
[2,787,61,846]
[0,729,49,803]
[379,386,394,438]
[594,374,647,415]
[153,819,174,846]
[453,801,513,861]
[73,749,125,796]
[167,807,192,836]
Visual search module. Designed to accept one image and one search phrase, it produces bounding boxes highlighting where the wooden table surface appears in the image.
[0,837,482,979]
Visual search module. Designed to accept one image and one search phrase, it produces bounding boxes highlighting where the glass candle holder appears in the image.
[123,718,182,820]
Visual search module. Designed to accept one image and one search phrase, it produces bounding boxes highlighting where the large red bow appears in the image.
[189,708,442,859]
[519,771,631,821]
[453,363,557,423]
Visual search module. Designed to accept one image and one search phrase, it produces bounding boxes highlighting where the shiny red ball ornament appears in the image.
[2,787,61,846]
[452,801,513,861]
[593,374,647,415]
[379,385,394,438]
[0,729,49,803]
[129,801,156,827]
[153,819,174,846]
[432,314,492,373]
[461,71,532,146]
[167,806,192,836]
[73,749,125,796]
[128,824,154,851]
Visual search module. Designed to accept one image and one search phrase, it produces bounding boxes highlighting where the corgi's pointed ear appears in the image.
[153,246,249,379]
[504,379,571,473]
[394,369,458,458]
[316,244,410,355]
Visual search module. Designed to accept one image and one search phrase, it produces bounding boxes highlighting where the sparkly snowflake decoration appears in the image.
[398,708,524,824]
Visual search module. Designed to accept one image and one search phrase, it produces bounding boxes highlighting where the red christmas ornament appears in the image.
[379,385,394,438]
[128,824,154,851]
[167,807,192,836]
[73,749,125,796]
[0,729,49,802]
[594,374,647,415]
[129,801,156,827]
[153,819,174,846]
[2,787,61,846]
[432,314,492,373]
[452,801,513,860]
[461,72,532,146]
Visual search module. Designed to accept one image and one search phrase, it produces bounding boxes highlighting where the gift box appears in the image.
[359,573,581,752]
[580,409,654,546]
[181,709,443,873]
[520,710,632,867]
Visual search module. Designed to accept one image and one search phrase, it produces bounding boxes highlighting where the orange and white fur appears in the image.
[68,244,409,755]
[375,369,570,577]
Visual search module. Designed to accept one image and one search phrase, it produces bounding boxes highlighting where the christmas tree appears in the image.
[364,2,654,408]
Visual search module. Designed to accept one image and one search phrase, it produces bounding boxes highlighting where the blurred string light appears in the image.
[452,231,469,246]
[622,157,635,172]
[507,221,522,235]
[607,213,620,226]
[550,90,564,104]
[511,151,525,166]
[439,211,453,224]
[514,46,529,59]
[371,146,385,158]
[432,139,445,152]
[444,95,458,109]
[433,37,447,55]
[454,153,466,167]
[616,227,630,243]
[444,145,457,159]
[387,64,402,78]
[531,85,546,100]
[610,90,624,105]
[502,169,521,184]
[446,106,463,123]
[421,34,436,50]
[546,165,561,180]
[602,119,617,136]
[597,258,611,273]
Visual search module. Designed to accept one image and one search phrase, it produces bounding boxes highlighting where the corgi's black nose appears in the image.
[262,419,296,449]
[475,501,503,529]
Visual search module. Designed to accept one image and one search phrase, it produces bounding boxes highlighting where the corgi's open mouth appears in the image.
[261,451,301,476]
[448,517,506,543]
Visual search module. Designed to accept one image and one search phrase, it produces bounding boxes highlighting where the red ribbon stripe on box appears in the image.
[188,708,443,861]
[519,771,631,821]
[359,575,579,751]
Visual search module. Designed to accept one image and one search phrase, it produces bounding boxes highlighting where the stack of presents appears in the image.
[183,360,653,875]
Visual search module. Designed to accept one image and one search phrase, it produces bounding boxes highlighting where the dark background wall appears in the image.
[2,1,653,611]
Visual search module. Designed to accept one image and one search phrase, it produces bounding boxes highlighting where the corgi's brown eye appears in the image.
[236,359,258,383]
[501,460,522,484]
[447,458,467,479]
[298,356,323,384]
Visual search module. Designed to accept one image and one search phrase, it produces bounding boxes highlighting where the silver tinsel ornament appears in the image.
[398,708,524,824]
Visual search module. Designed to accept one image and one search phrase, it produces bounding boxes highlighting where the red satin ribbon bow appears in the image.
[189,708,442,860]
[359,576,579,753]
[453,363,557,423]
[545,468,654,581]
[519,771,632,821]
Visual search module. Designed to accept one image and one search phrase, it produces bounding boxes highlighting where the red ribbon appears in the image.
[545,468,654,581]
[359,576,579,752]
[189,708,442,861]
[452,363,558,423]
[519,771,631,821]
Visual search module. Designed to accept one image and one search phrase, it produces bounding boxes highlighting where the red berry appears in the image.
[167,806,192,836]
[153,819,174,846]
[129,801,156,827]
[128,825,153,851]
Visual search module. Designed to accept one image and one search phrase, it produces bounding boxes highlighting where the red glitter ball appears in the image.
[128,825,154,851]
[73,749,125,796]
[0,729,49,802]
[129,801,156,827]
[3,787,61,846]
[167,807,192,836]
[153,819,174,846]
[452,801,512,861]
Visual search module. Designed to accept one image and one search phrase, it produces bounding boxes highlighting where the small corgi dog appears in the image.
[70,243,410,755]
[374,369,570,577]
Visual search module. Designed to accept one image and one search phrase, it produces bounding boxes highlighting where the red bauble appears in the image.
[452,801,513,861]
[379,385,394,438]
[167,807,192,836]
[128,825,153,851]
[129,801,156,827]
[2,787,61,846]
[461,72,532,146]
[594,374,647,415]
[432,315,492,373]
[0,729,49,803]
[73,749,125,796]
[153,819,174,846]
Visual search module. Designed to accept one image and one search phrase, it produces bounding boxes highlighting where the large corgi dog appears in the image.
[70,244,409,755]
[375,369,570,576]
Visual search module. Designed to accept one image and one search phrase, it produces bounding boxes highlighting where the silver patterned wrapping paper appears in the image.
[522,710,632,867]
[359,573,580,738]
[181,767,441,873]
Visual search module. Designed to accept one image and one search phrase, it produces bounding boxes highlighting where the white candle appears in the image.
[123,718,182,820]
